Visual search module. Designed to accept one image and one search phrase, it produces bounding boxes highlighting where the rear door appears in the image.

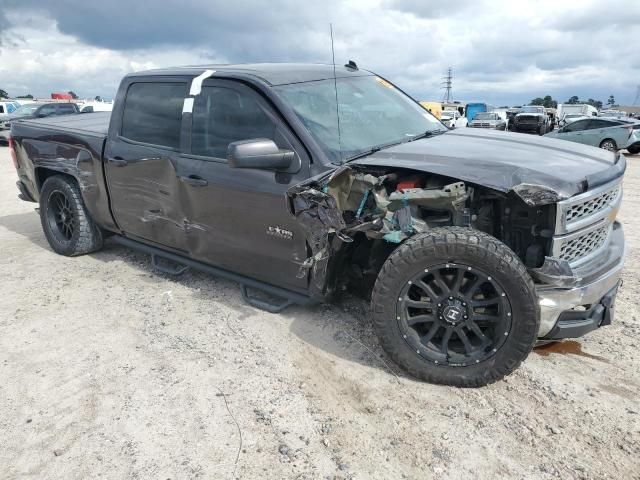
[561,119,590,143]
[104,79,190,252]
[176,79,311,290]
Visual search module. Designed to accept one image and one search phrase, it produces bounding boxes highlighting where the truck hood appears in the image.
[351,128,625,205]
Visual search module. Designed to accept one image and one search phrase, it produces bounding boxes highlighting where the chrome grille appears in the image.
[552,176,623,266]
[557,224,609,264]
[565,185,620,224]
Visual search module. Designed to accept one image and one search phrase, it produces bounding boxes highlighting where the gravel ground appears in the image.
[0,146,639,480]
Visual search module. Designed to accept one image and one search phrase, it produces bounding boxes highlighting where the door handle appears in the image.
[108,157,128,167]
[179,175,208,187]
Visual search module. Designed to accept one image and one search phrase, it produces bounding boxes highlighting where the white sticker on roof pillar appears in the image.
[189,69,215,96]
[182,98,194,114]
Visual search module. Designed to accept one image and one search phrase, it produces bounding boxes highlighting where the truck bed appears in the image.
[16,111,111,138]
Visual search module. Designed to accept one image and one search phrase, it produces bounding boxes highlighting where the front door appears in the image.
[104,80,190,251]
[175,79,311,291]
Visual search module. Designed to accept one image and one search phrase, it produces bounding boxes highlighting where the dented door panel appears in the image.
[104,140,188,251]
[176,156,311,291]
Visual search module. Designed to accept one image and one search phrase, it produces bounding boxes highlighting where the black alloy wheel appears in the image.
[46,190,76,241]
[396,263,511,367]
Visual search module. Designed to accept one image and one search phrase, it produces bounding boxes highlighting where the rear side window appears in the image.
[588,119,618,129]
[191,86,276,158]
[121,82,187,149]
[57,104,77,114]
[565,119,588,132]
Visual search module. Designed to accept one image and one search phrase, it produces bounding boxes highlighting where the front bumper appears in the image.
[514,123,542,132]
[536,221,625,338]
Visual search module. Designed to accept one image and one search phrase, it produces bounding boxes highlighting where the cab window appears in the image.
[191,86,277,159]
[121,82,188,149]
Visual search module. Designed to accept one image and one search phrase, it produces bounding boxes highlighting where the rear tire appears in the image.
[600,139,617,151]
[371,227,539,387]
[39,175,103,256]
[626,145,639,154]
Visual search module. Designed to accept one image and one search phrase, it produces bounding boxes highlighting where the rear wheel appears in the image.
[371,227,539,387]
[600,139,617,151]
[626,145,639,154]
[40,175,103,256]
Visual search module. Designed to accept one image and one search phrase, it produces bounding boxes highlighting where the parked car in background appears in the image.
[468,112,507,130]
[506,108,520,131]
[512,105,549,135]
[0,102,80,143]
[79,101,114,113]
[545,117,633,151]
[440,109,461,128]
[599,110,627,119]
[546,108,557,131]
[611,119,640,154]
[0,101,20,121]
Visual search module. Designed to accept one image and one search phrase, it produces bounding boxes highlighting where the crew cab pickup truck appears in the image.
[9,64,626,387]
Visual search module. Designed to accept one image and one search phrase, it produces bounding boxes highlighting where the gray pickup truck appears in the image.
[9,63,625,386]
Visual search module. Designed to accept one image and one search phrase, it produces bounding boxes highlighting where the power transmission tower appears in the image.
[441,67,453,103]
[633,85,640,106]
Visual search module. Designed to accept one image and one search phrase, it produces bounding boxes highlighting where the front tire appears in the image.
[628,146,640,154]
[39,175,104,256]
[371,227,539,387]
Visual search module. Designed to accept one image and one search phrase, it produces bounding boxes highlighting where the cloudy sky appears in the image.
[1,0,639,106]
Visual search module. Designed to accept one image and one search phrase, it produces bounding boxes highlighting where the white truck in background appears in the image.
[557,104,598,127]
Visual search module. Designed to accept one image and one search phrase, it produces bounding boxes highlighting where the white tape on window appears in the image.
[189,69,215,96]
[182,98,194,114]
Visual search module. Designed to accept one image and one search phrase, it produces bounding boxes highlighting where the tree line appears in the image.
[529,94,617,110]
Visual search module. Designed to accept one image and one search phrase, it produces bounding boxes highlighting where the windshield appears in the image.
[275,76,446,162]
[442,111,456,117]
[12,104,41,115]
[520,106,544,114]
[475,113,497,120]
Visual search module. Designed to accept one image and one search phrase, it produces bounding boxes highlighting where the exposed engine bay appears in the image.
[288,166,556,297]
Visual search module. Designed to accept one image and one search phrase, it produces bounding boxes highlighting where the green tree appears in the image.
[607,95,615,106]
[567,96,580,104]
[16,94,34,99]
[542,95,557,108]
[586,98,603,109]
[0,88,8,99]
[530,97,544,105]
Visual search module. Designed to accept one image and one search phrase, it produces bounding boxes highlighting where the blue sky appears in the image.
[1,0,639,105]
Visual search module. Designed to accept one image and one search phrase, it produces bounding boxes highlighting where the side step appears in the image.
[112,236,313,313]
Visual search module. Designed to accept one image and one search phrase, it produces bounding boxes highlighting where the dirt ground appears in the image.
[0,146,639,480]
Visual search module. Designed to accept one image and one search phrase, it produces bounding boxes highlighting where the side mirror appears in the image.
[228,138,295,170]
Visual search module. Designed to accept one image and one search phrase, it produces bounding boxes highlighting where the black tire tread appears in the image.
[371,227,539,387]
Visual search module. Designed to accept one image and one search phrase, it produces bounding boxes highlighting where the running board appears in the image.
[151,253,189,276]
[111,236,313,312]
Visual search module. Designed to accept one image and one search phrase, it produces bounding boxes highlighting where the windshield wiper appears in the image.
[344,140,406,162]
[407,129,447,143]
[344,129,447,162]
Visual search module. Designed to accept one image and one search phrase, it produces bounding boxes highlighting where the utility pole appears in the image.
[633,85,640,106]
[441,67,453,103]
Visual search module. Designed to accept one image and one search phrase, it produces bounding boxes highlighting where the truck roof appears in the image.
[129,63,373,86]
